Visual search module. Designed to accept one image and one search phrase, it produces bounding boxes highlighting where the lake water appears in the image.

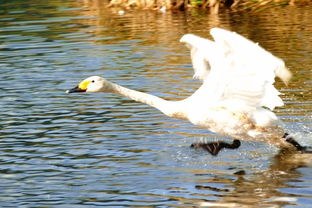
[0,0,311,207]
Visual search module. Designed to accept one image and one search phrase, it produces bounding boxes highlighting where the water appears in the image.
[0,0,311,207]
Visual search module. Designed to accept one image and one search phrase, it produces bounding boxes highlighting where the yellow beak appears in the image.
[66,80,90,93]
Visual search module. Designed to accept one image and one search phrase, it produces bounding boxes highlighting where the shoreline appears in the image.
[106,0,311,13]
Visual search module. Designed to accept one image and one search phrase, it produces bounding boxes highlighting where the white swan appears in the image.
[67,28,309,155]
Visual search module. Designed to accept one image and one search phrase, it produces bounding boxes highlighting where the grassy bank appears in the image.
[107,0,311,13]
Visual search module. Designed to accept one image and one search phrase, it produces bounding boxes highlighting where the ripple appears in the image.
[0,1,311,207]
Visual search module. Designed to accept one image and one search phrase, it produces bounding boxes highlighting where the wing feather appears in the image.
[180,28,292,110]
[180,34,215,81]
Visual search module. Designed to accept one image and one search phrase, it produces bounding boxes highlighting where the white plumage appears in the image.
[180,28,291,110]
[179,28,292,147]
[67,28,297,151]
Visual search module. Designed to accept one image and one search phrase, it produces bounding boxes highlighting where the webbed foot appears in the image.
[283,133,312,153]
[191,139,241,156]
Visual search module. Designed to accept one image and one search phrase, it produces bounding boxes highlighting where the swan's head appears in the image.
[66,76,108,93]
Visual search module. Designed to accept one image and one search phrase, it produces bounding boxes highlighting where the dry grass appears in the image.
[106,0,310,13]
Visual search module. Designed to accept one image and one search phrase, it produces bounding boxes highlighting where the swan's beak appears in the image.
[66,80,90,93]
[66,86,86,93]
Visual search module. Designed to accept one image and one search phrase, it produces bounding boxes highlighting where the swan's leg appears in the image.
[191,140,241,156]
[283,133,312,153]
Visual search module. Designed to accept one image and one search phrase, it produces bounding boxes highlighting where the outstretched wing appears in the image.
[180,28,292,110]
[180,34,215,81]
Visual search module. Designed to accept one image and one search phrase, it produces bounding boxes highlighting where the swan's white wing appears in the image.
[210,28,292,110]
[181,28,292,110]
[180,34,215,81]
[210,28,291,84]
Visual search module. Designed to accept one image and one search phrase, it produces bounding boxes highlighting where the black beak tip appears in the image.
[66,86,86,93]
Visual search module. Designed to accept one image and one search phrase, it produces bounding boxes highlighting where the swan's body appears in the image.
[67,28,305,153]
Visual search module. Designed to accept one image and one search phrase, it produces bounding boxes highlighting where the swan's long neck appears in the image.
[104,81,186,119]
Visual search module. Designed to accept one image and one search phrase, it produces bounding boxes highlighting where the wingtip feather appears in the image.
[277,66,292,85]
[180,34,196,43]
[210,27,234,37]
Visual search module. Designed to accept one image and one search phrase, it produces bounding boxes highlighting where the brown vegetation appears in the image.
[105,0,311,13]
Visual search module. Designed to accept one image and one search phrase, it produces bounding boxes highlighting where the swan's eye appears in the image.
[91,80,95,83]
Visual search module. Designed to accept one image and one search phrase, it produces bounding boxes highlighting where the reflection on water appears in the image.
[196,151,312,207]
[0,0,311,207]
